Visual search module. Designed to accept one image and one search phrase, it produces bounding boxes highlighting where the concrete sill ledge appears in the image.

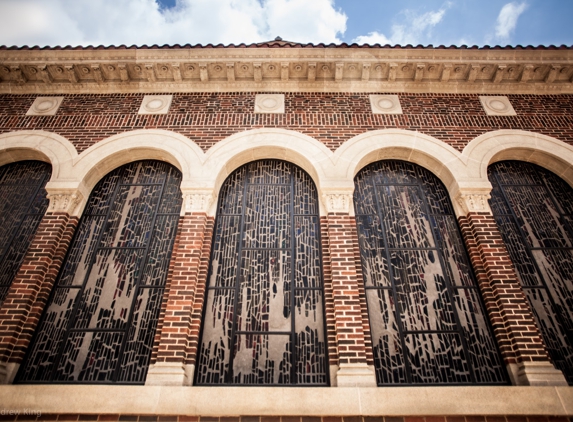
[0,385,572,416]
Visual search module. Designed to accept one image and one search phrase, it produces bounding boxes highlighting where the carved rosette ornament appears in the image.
[322,192,354,214]
[183,192,214,214]
[456,192,492,215]
[47,192,83,215]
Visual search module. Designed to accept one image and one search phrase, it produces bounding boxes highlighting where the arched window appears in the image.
[489,160,573,385]
[195,160,328,385]
[0,161,51,304]
[354,160,507,385]
[17,160,182,384]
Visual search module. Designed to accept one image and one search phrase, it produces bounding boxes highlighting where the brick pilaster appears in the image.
[458,211,566,384]
[320,216,339,367]
[323,213,372,373]
[147,212,214,385]
[0,212,78,382]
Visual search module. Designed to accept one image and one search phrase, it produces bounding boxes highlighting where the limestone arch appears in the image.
[0,130,77,180]
[463,130,573,187]
[74,129,204,196]
[333,129,469,197]
[203,128,334,213]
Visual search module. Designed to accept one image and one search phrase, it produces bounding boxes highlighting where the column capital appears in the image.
[181,188,215,215]
[321,187,355,215]
[453,188,492,216]
[46,189,84,216]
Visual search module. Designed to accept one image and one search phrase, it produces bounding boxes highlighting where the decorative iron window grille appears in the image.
[0,161,51,305]
[354,160,508,385]
[195,160,328,385]
[17,160,182,384]
[489,161,573,385]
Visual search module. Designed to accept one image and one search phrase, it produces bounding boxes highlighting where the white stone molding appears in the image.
[322,191,354,215]
[145,363,194,386]
[462,130,573,188]
[0,130,77,179]
[479,96,517,116]
[336,363,377,387]
[75,129,203,197]
[46,190,83,216]
[513,361,568,386]
[369,95,403,114]
[26,97,64,116]
[138,95,173,115]
[0,362,19,385]
[254,94,285,113]
[181,189,214,214]
[333,129,466,200]
[454,190,492,216]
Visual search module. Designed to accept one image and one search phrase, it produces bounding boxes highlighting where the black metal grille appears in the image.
[354,160,508,385]
[0,161,51,305]
[195,160,328,385]
[489,160,573,385]
[17,160,182,384]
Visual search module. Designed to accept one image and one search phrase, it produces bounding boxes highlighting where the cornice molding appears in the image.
[1,48,573,94]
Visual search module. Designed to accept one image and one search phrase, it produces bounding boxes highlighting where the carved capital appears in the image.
[47,191,83,215]
[456,192,492,215]
[183,192,214,214]
[323,192,353,214]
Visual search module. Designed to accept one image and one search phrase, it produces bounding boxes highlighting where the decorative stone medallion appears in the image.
[369,94,403,114]
[479,96,516,116]
[254,94,285,114]
[26,97,64,116]
[138,95,173,115]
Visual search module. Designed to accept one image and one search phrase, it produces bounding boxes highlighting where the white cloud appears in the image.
[0,0,347,47]
[352,3,451,46]
[352,31,391,45]
[494,2,528,43]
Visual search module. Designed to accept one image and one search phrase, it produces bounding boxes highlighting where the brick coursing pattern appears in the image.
[323,214,370,366]
[152,213,214,366]
[320,217,338,366]
[0,415,570,422]
[457,213,549,365]
[0,213,78,363]
[1,93,572,153]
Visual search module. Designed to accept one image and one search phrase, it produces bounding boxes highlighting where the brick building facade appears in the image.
[0,41,572,420]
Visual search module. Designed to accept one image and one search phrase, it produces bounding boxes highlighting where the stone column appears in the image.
[321,189,376,387]
[146,189,215,386]
[454,188,567,386]
[0,189,83,384]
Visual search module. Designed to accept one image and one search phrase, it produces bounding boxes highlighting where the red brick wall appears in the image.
[323,213,370,366]
[152,213,214,366]
[1,93,572,153]
[0,213,78,363]
[320,217,338,366]
[458,213,549,365]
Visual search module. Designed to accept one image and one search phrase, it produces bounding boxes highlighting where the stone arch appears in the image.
[333,129,468,198]
[75,129,204,195]
[204,128,334,214]
[0,130,77,180]
[463,130,573,187]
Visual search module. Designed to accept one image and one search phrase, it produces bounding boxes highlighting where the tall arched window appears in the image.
[354,160,507,385]
[17,160,182,384]
[0,161,51,304]
[489,161,573,385]
[195,160,328,385]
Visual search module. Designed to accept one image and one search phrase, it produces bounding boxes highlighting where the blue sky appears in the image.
[0,0,571,48]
